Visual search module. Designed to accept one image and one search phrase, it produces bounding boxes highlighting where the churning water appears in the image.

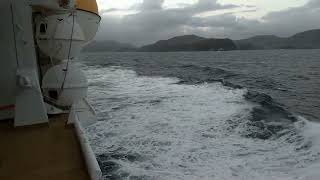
[80,50,320,180]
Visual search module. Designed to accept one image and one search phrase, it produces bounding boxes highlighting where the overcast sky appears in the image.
[95,0,320,46]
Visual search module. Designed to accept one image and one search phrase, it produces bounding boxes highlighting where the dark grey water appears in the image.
[80,50,320,180]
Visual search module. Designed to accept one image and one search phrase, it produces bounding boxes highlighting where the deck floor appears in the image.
[0,115,90,180]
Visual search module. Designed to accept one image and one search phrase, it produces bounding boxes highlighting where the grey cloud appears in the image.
[96,0,320,46]
[255,0,320,37]
[191,0,238,12]
[100,8,121,14]
[139,0,164,11]
[189,14,238,28]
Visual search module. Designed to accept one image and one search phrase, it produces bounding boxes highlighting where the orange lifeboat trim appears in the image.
[76,0,99,15]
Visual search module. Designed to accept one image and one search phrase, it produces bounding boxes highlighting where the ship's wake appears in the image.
[85,66,320,180]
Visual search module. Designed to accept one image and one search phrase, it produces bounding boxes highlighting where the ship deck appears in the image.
[0,115,90,180]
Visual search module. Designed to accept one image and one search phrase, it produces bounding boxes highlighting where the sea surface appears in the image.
[79,50,320,180]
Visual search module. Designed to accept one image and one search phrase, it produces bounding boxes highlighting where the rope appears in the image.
[60,10,76,94]
[10,3,19,68]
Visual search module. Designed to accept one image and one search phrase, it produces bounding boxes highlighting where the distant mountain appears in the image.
[236,29,320,50]
[235,35,285,50]
[139,35,237,52]
[286,29,320,49]
[83,29,320,52]
[82,40,136,52]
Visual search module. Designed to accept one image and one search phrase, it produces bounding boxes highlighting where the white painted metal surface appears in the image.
[30,0,75,10]
[30,0,60,9]
[68,99,98,127]
[69,99,102,180]
[76,10,101,43]
[15,69,49,126]
[45,103,65,115]
[9,0,48,126]
[36,13,86,61]
[0,0,18,120]
[42,63,88,106]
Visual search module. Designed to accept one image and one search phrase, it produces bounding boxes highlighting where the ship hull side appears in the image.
[0,0,18,120]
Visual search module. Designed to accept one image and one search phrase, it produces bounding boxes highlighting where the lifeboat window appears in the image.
[40,24,47,34]
[59,0,69,8]
[48,90,58,100]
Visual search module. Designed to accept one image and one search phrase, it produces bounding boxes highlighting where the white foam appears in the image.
[85,66,320,180]
[286,117,320,180]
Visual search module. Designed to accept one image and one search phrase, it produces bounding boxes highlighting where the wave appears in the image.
[177,64,238,84]
[243,90,298,140]
[87,64,303,140]
[84,65,320,180]
[169,64,300,140]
